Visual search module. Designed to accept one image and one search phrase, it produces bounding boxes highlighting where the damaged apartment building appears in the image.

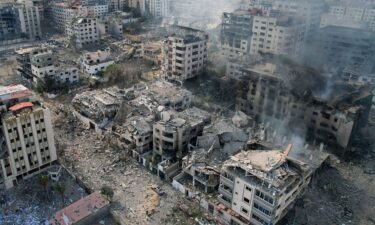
[216,144,329,225]
[147,107,211,181]
[163,26,208,81]
[234,59,373,149]
[16,46,80,88]
[0,85,57,189]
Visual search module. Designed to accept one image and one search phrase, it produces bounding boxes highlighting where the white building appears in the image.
[87,3,109,17]
[250,16,305,57]
[321,4,375,31]
[164,26,208,81]
[0,86,57,189]
[66,17,99,49]
[272,0,325,39]
[80,48,115,76]
[30,49,80,85]
[145,0,170,18]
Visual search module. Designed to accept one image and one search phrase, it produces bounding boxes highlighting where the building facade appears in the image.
[0,86,57,189]
[80,48,115,76]
[66,17,99,49]
[164,26,208,81]
[249,15,305,57]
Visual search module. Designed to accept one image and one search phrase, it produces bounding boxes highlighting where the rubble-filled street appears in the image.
[48,97,201,224]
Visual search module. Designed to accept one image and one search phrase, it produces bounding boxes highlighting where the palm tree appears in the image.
[54,182,66,207]
[37,175,49,200]
[100,185,114,202]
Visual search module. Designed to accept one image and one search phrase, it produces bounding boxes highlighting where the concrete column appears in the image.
[30,113,43,166]
[16,117,31,171]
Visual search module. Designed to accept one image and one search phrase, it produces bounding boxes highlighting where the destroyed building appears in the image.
[173,118,249,196]
[0,85,57,189]
[113,116,153,159]
[80,48,115,77]
[146,107,211,181]
[163,26,208,81]
[235,60,373,149]
[72,87,126,132]
[220,9,261,59]
[216,145,329,225]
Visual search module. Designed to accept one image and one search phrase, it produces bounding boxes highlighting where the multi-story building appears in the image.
[313,26,375,68]
[321,3,375,31]
[151,107,211,180]
[220,10,258,59]
[272,0,325,40]
[235,61,373,149]
[250,15,305,57]
[51,2,88,32]
[87,3,108,18]
[30,49,56,83]
[16,47,49,84]
[98,15,123,38]
[15,1,42,40]
[80,48,115,76]
[66,17,99,49]
[128,0,146,15]
[163,26,208,81]
[0,85,57,189]
[145,0,170,18]
[216,145,325,225]
[0,2,41,43]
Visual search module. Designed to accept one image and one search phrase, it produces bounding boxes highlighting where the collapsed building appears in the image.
[72,87,126,132]
[139,107,211,181]
[234,59,373,149]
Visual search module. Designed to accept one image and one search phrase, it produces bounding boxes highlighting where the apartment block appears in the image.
[16,47,49,84]
[250,15,305,57]
[145,0,170,18]
[51,2,88,32]
[66,17,99,49]
[164,26,208,81]
[220,10,257,59]
[0,2,41,43]
[216,145,327,225]
[30,48,56,83]
[235,61,373,149]
[151,107,211,180]
[87,3,109,18]
[322,3,375,31]
[80,48,115,76]
[15,2,42,40]
[313,26,375,68]
[98,15,123,38]
[0,85,57,189]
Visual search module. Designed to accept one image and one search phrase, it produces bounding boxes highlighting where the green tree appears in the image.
[100,185,114,202]
[37,175,49,200]
[54,182,66,206]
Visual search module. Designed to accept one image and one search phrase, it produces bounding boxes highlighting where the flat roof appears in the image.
[0,85,32,102]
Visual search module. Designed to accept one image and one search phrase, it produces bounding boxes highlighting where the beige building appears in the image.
[216,145,329,225]
[66,17,99,49]
[0,86,57,189]
[164,26,208,81]
[250,15,305,57]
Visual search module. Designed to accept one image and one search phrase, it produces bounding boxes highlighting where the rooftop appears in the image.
[0,85,33,102]
[49,192,109,225]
